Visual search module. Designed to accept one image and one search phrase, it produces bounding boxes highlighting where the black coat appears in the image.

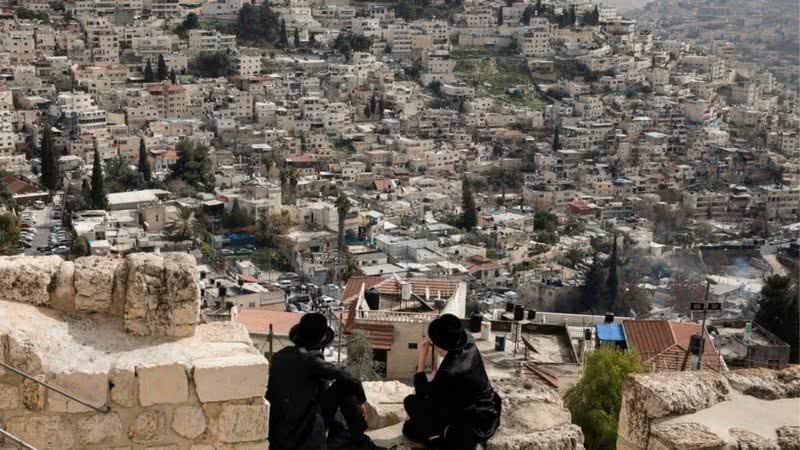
[413,336,501,447]
[266,346,366,450]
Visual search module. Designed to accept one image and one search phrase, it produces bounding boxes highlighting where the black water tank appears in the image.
[238,278,244,286]
[584,328,592,340]
[514,304,525,321]
[365,288,380,310]
[469,313,482,333]
[527,310,536,320]
[604,312,615,324]
[505,302,515,312]
[689,334,703,355]
[218,286,227,298]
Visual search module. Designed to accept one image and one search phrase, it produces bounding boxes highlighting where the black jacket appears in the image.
[266,346,366,450]
[414,336,501,447]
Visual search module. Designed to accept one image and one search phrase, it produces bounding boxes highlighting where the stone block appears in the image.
[77,412,125,445]
[50,260,76,311]
[74,256,121,312]
[777,426,800,450]
[5,414,76,449]
[0,383,19,409]
[137,362,189,406]
[110,366,137,407]
[21,375,46,411]
[146,446,179,450]
[172,405,208,439]
[129,409,166,444]
[215,402,270,443]
[46,370,108,413]
[193,355,269,402]
[363,380,413,430]
[0,255,62,306]
[7,336,42,375]
[650,423,726,450]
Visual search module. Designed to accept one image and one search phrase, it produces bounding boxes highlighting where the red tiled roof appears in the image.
[347,322,394,350]
[236,309,303,336]
[374,179,393,192]
[342,276,386,303]
[1,176,36,195]
[238,274,258,283]
[623,320,721,372]
[341,275,460,304]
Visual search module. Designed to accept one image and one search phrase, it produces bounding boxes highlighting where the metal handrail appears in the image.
[0,361,111,414]
[0,426,39,450]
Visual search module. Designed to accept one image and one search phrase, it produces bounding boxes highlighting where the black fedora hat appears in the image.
[428,314,468,351]
[290,313,334,350]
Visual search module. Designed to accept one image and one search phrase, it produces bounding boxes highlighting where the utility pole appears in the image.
[267,323,274,362]
[691,278,720,371]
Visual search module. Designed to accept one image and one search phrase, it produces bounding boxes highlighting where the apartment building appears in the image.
[520,18,555,57]
[188,29,237,54]
[3,30,36,65]
[682,191,729,219]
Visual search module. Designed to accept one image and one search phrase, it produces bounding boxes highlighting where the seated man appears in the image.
[266,313,386,450]
[403,314,502,450]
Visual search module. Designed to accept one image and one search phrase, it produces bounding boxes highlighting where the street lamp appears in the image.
[689,277,721,370]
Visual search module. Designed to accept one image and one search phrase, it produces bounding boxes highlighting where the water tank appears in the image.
[514,304,525,321]
[505,302,515,312]
[527,310,537,320]
[689,334,704,355]
[218,286,227,298]
[604,312,615,324]
[469,313,482,333]
[584,328,592,341]
[364,288,380,310]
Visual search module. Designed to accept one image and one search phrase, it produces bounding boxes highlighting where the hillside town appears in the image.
[0,0,797,448]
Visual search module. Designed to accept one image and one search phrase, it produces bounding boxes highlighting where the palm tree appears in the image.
[334,192,351,254]
[168,206,195,241]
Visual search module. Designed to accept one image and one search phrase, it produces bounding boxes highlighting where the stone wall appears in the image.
[0,253,200,337]
[617,366,800,450]
[0,254,271,449]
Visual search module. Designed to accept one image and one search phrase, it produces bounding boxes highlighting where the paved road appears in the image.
[23,206,52,256]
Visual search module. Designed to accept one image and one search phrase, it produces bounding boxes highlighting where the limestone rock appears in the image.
[137,362,189,406]
[650,423,726,450]
[124,253,200,337]
[777,426,800,450]
[487,424,586,450]
[46,370,108,413]
[50,260,76,310]
[506,401,571,433]
[215,402,270,443]
[729,428,778,450]
[110,366,137,407]
[0,383,19,409]
[172,405,208,439]
[7,334,42,375]
[193,354,269,403]
[726,366,800,400]
[363,380,413,430]
[5,414,75,449]
[73,256,121,312]
[0,255,62,306]
[20,375,46,411]
[129,409,167,444]
[78,412,125,445]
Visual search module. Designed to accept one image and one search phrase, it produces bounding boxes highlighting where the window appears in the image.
[408,343,417,350]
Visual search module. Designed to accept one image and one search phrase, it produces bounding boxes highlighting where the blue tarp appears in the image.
[595,324,625,342]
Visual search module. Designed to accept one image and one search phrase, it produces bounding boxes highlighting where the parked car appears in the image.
[52,246,70,255]
[33,200,45,209]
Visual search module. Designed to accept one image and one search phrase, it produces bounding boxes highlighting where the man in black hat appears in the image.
[402,313,502,449]
[266,312,386,450]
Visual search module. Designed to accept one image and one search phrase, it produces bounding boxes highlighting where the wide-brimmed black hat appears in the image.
[428,314,468,351]
[290,313,334,350]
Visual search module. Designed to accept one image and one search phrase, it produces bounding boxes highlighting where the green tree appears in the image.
[144,59,155,82]
[346,330,381,381]
[177,12,199,34]
[309,32,316,46]
[378,97,385,119]
[340,254,362,283]
[334,192,351,254]
[138,138,151,183]
[552,126,560,150]
[278,19,288,47]
[565,347,646,450]
[756,275,799,363]
[169,139,214,189]
[72,236,88,257]
[188,52,236,78]
[237,1,281,45]
[39,126,59,191]
[80,178,91,205]
[497,7,503,24]
[460,177,478,231]
[223,199,253,229]
[0,213,20,255]
[90,149,107,210]
[255,210,292,247]
[169,68,177,84]
[293,27,300,48]
[607,235,619,312]
[157,54,168,81]
[168,206,196,241]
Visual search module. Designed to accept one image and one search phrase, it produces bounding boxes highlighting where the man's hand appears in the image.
[359,403,368,421]
[416,339,431,373]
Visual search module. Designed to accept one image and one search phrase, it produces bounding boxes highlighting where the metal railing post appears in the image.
[0,361,110,414]
[0,426,40,450]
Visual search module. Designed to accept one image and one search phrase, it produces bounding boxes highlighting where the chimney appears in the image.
[401,281,411,301]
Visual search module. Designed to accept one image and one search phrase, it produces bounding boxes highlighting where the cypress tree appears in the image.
[293,28,300,48]
[169,68,177,84]
[138,138,151,183]
[460,177,477,231]
[90,149,107,210]
[144,59,154,82]
[553,126,560,150]
[278,19,288,47]
[157,54,168,81]
[497,8,503,25]
[607,235,619,311]
[309,32,316,46]
[378,97,385,119]
[39,126,58,190]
